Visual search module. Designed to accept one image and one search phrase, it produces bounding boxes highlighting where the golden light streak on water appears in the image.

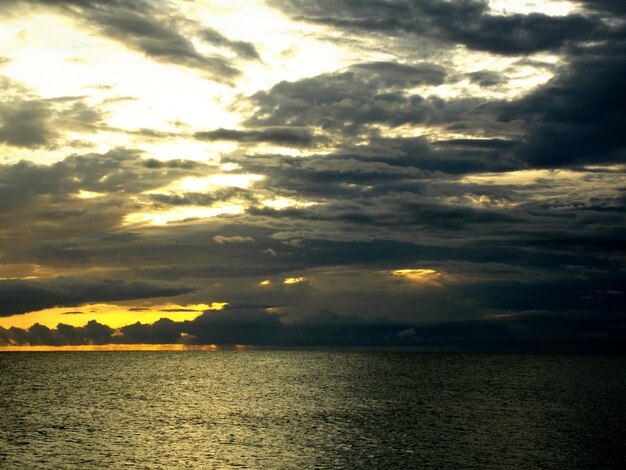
[0,344,218,352]
[0,343,255,352]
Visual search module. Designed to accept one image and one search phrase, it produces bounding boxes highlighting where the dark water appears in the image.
[1,352,625,469]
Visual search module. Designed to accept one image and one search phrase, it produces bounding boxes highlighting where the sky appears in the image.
[0,0,624,351]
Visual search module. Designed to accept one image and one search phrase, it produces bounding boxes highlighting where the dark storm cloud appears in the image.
[1,0,248,81]
[241,12,624,171]
[273,0,605,54]
[183,305,285,345]
[194,127,315,147]
[0,277,194,316]
[449,12,600,54]
[396,311,626,353]
[258,0,625,171]
[581,0,626,15]
[501,41,626,167]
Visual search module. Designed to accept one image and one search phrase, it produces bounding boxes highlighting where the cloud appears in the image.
[194,127,315,147]
[119,318,182,344]
[1,147,617,332]
[349,61,447,86]
[244,69,509,146]
[3,306,623,353]
[183,305,286,345]
[274,0,605,55]
[213,235,255,244]
[0,320,114,345]
[501,41,626,167]
[0,77,108,149]
[200,27,260,61]
[466,70,503,87]
[0,277,195,316]
[580,0,626,15]
[0,97,55,148]
[410,311,626,353]
[149,188,249,208]
[0,149,221,273]
[85,7,240,80]
[0,148,206,205]
[0,0,623,353]
[2,0,248,81]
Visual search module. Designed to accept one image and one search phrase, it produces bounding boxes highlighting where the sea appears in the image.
[1,351,625,469]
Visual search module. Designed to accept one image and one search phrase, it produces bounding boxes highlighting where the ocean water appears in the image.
[1,352,625,469]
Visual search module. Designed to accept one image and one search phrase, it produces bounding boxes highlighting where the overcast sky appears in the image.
[0,0,624,350]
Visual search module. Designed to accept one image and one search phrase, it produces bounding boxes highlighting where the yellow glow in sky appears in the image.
[0,0,354,166]
[0,302,226,330]
[392,269,443,284]
[74,190,105,199]
[125,172,267,226]
[284,277,305,285]
[459,167,626,207]
[124,204,245,226]
[462,169,574,185]
[445,193,517,209]
[173,173,265,191]
[262,197,318,210]
[138,141,227,163]
[184,0,354,92]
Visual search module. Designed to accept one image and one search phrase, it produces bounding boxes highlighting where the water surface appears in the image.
[1,352,624,468]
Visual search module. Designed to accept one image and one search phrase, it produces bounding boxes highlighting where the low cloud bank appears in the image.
[1,305,623,353]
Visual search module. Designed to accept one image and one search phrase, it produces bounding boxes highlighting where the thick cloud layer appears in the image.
[0,0,624,350]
